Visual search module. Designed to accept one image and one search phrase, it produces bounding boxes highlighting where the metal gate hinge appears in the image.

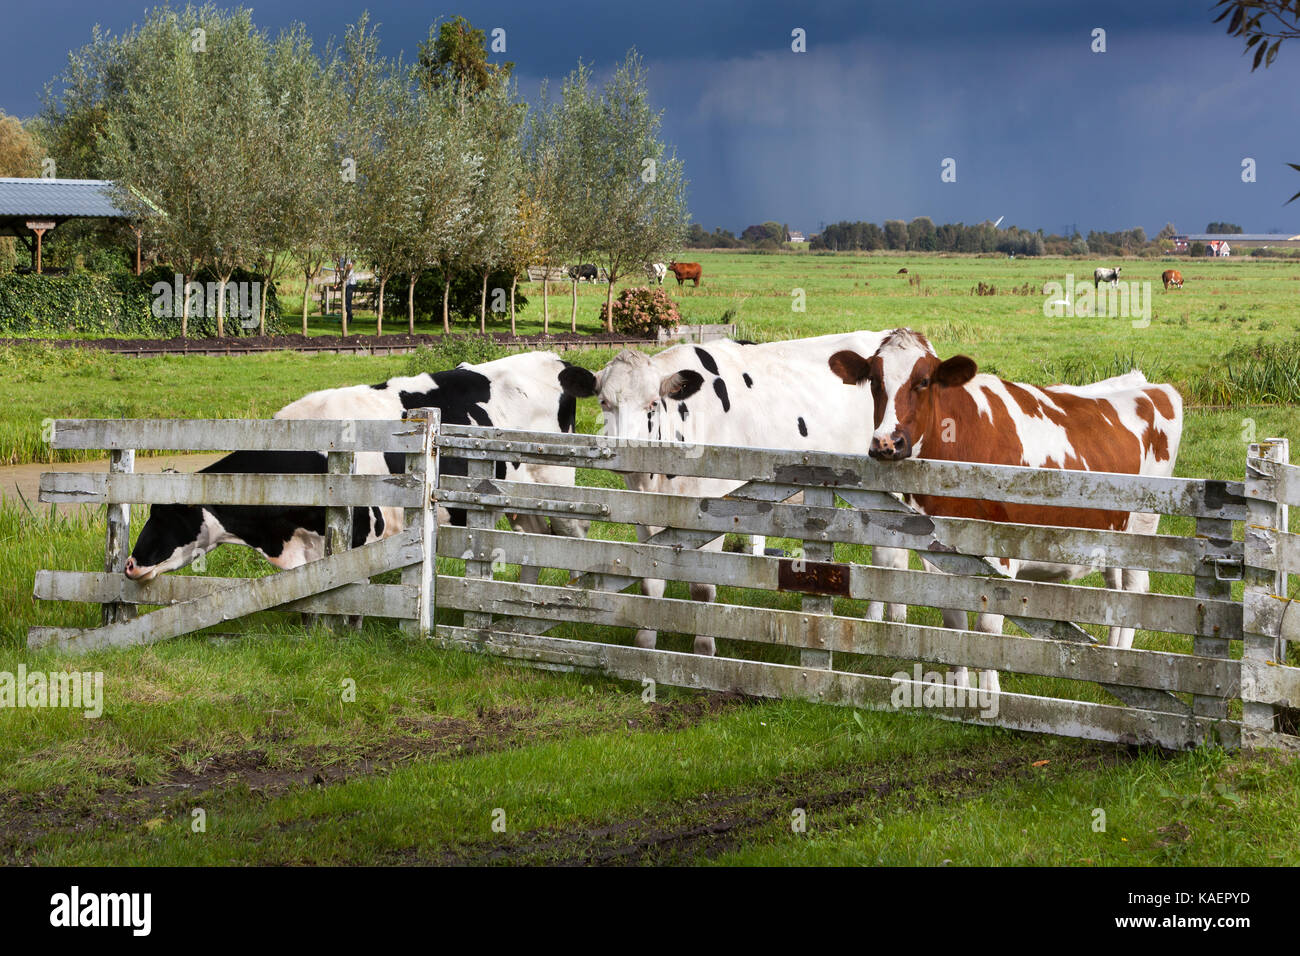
[1213,557,1243,582]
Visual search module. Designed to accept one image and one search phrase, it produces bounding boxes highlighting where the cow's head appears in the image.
[124,504,220,581]
[594,349,702,446]
[558,364,597,390]
[829,329,977,460]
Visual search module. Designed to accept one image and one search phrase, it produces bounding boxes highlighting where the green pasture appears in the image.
[1,251,1298,865]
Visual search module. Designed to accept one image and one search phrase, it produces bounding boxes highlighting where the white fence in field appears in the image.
[28,417,1300,752]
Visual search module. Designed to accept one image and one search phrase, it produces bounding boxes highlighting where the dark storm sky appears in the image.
[4,0,1299,236]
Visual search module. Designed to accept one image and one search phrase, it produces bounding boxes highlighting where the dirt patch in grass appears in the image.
[0,692,755,861]
[12,330,650,354]
[416,742,1142,866]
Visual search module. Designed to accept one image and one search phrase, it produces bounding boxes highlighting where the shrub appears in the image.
[1187,338,1300,405]
[600,286,681,337]
[0,267,283,337]
[383,267,527,324]
[404,336,510,375]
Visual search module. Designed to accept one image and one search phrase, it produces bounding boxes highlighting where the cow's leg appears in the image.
[941,608,971,688]
[866,546,909,622]
[689,535,725,656]
[750,535,767,556]
[917,555,969,685]
[509,512,549,586]
[1104,565,1149,650]
[1106,513,1158,649]
[635,576,665,648]
[973,609,1005,695]
[634,524,664,648]
[973,557,1017,693]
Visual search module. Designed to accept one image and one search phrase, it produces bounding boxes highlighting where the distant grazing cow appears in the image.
[645,262,667,285]
[897,268,908,274]
[1093,266,1122,289]
[125,351,598,584]
[667,261,703,287]
[828,328,1183,693]
[591,332,910,654]
[1162,269,1184,290]
[569,264,599,283]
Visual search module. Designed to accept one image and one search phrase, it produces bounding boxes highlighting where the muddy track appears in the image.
[415,743,1140,866]
[12,331,655,358]
[0,692,754,862]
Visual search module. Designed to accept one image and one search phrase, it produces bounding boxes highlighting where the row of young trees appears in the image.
[37,7,689,335]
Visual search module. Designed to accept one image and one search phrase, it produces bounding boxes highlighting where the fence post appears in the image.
[102,448,136,626]
[324,447,356,631]
[401,409,438,638]
[800,487,834,670]
[1243,438,1290,735]
[463,455,496,637]
[1193,515,1234,722]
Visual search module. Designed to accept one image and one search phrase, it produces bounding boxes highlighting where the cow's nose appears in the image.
[124,556,141,579]
[870,433,908,460]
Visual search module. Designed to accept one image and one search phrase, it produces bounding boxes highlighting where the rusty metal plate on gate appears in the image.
[777,558,851,597]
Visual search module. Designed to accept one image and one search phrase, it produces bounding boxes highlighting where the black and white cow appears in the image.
[122,450,391,581]
[592,332,910,654]
[569,264,599,283]
[125,351,598,583]
[1093,266,1122,289]
[645,262,667,285]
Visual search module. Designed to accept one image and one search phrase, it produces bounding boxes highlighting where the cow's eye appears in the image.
[914,377,930,390]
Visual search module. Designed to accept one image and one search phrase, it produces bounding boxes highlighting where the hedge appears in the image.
[0,267,284,337]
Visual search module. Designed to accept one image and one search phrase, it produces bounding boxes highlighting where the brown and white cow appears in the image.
[667,261,703,287]
[1162,269,1184,290]
[828,328,1184,693]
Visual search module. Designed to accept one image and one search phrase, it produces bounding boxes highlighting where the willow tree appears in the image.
[557,53,687,332]
[199,10,272,337]
[94,8,215,338]
[352,59,425,336]
[461,76,522,334]
[269,24,343,336]
[420,84,484,333]
[520,86,570,334]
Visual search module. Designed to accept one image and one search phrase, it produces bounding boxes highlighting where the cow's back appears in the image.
[634,333,890,500]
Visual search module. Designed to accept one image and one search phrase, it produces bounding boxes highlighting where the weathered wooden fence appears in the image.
[431,425,1299,752]
[29,413,437,653]
[28,416,1299,752]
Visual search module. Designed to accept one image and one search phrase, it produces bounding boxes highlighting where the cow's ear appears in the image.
[934,355,977,388]
[828,350,871,385]
[660,369,704,401]
[559,364,597,398]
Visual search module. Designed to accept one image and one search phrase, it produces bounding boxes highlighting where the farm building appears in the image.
[1171,232,1300,254]
[0,177,144,273]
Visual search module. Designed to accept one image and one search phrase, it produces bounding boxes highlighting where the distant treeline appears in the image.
[685,218,1266,258]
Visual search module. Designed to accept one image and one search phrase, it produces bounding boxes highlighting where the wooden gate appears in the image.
[27,415,1299,751]
[431,424,1299,752]
[28,412,437,652]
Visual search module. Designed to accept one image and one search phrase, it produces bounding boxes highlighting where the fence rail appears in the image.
[27,417,1300,753]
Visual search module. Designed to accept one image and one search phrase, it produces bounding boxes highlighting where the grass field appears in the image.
[2,250,1298,866]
